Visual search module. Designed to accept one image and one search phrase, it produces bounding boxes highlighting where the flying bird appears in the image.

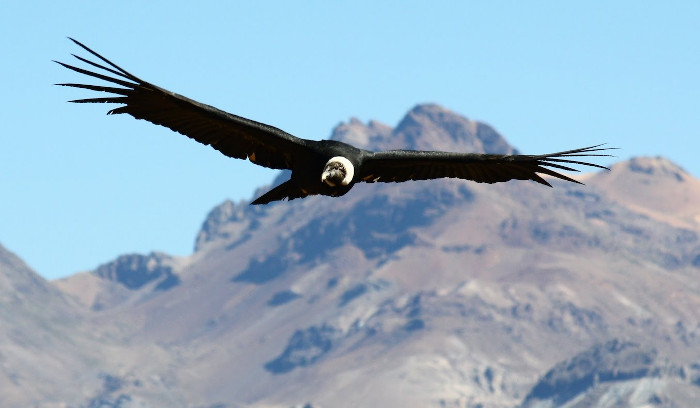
[56,38,612,205]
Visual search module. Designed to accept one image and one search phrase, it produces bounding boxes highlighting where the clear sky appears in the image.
[1,2,698,280]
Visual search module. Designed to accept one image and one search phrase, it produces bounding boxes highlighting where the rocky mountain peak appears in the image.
[329,117,392,149]
[330,103,515,153]
[93,252,180,292]
[195,199,246,251]
[620,156,689,182]
[391,103,516,153]
[589,156,700,229]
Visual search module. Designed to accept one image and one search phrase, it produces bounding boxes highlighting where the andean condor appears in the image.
[56,38,613,205]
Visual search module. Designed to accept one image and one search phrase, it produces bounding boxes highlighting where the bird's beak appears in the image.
[321,169,337,186]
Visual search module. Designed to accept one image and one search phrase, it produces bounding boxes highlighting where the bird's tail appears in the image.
[251,180,308,205]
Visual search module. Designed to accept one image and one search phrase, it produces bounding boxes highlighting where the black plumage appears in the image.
[56,38,613,205]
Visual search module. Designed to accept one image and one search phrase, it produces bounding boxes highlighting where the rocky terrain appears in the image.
[2,104,700,407]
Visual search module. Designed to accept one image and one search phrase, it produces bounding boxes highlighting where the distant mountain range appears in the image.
[2,104,700,407]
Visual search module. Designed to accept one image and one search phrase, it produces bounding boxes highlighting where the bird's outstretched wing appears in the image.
[359,145,612,186]
[55,38,307,170]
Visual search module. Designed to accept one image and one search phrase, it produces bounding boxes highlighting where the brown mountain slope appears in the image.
[586,156,700,229]
[0,243,101,406]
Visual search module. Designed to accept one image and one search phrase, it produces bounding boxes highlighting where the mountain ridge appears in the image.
[3,104,700,407]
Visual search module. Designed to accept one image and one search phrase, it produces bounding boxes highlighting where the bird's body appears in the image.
[56,38,613,205]
[262,140,365,204]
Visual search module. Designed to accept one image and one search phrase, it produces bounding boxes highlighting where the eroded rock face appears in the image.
[520,340,700,408]
[94,252,180,291]
[522,340,657,406]
[265,324,341,374]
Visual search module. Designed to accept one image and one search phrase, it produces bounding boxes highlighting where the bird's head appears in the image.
[321,156,354,187]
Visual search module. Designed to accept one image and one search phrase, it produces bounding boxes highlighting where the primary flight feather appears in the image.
[56,38,613,205]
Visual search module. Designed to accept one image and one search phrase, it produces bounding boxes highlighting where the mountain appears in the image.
[55,251,183,311]
[587,156,700,230]
[4,104,700,407]
[0,244,102,406]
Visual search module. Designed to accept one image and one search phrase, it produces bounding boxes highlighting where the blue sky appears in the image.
[2,2,698,280]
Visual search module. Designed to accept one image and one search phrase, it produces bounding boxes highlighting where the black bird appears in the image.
[56,38,613,205]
